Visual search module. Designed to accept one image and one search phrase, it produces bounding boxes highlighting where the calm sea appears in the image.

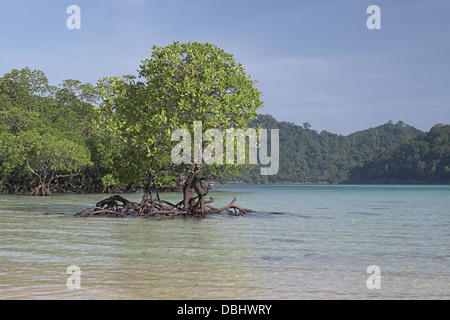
[0,184,449,299]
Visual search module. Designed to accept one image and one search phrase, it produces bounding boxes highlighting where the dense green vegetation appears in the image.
[0,42,264,201]
[0,68,102,195]
[1,66,448,196]
[96,41,263,215]
[347,124,450,184]
[230,114,424,184]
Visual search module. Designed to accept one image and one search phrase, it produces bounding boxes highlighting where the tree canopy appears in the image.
[347,124,450,184]
[230,115,424,184]
[1,49,449,197]
[97,41,263,214]
[0,68,94,195]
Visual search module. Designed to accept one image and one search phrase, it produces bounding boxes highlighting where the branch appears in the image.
[50,166,84,184]
[26,157,41,180]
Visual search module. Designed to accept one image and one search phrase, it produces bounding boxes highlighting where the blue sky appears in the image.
[1,0,449,135]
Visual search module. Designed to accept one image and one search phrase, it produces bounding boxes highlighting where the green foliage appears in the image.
[98,41,263,189]
[21,130,90,177]
[101,173,120,188]
[1,61,448,193]
[231,115,424,184]
[0,68,94,194]
[348,124,450,183]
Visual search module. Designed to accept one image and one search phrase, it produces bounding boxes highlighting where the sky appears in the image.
[0,0,449,135]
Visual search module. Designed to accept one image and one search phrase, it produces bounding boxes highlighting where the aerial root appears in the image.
[74,195,253,218]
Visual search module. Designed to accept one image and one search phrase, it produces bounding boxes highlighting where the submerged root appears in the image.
[74,195,253,218]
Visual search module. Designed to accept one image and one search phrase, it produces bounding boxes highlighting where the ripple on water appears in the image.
[1,186,450,300]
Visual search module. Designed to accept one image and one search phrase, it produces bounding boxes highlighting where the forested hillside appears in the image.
[230,114,423,184]
[347,124,450,184]
[2,68,447,195]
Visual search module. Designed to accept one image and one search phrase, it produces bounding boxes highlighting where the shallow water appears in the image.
[1,185,449,299]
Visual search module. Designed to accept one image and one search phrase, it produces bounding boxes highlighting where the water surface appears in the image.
[1,185,449,299]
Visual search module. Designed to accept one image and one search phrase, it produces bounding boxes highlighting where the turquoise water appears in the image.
[0,184,449,299]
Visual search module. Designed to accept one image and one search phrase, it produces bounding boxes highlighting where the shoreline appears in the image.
[225,181,450,185]
[1,181,450,196]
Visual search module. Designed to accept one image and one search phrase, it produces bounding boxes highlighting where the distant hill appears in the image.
[229,114,424,184]
[347,124,450,184]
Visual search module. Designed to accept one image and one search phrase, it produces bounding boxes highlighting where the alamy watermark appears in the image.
[171,121,279,175]
[66,265,81,289]
[367,5,381,30]
[66,5,81,30]
[366,265,381,290]
[65,4,380,30]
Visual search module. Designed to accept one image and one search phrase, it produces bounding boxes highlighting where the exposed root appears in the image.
[74,194,253,218]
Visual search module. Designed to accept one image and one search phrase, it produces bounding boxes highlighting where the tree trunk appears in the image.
[75,173,253,218]
[181,172,196,212]
[32,181,52,196]
[193,175,207,215]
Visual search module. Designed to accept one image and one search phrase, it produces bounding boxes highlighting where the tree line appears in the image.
[347,123,450,184]
[0,67,116,195]
[229,115,442,184]
[0,42,263,202]
[1,66,449,196]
